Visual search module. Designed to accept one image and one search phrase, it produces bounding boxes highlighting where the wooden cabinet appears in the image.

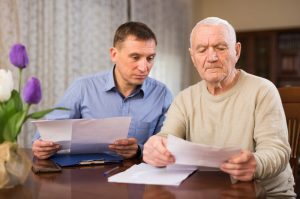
[236,28,300,87]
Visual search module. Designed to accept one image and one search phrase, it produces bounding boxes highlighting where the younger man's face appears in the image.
[110,35,156,87]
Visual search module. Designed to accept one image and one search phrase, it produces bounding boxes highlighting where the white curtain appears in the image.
[0,0,194,148]
[0,0,128,147]
[131,0,194,95]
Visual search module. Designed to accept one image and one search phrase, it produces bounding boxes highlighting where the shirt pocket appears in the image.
[129,121,156,144]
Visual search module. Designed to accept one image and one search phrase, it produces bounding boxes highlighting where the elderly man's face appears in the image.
[189,25,240,85]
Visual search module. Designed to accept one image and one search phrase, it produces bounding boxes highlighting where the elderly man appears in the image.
[143,17,295,197]
[32,22,172,160]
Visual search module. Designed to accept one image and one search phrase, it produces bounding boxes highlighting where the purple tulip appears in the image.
[9,43,29,69]
[22,77,42,104]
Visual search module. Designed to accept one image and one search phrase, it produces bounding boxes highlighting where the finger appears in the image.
[231,173,254,181]
[109,147,138,154]
[34,150,56,160]
[34,139,55,147]
[112,149,137,159]
[221,166,255,182]
[221,162,248,170]
[37,154,52,160]
[152,138,172,157]
[113,149,136,155]
[228,150,252,164]
[33,144,60,153]
[113,138,137,145]
[34,147,59,156]
[33,140,60,152]
[109,144,138,150]
[143,146,174,166]
[143,136,175,166]
[143,154,172,167]
[221,167,253,176]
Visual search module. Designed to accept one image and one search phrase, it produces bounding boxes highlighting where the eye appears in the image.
[131,55,139,61]
[147,55,155,62]
[197,47,207,54]
[216,45,227,51]
[217,47,226,51]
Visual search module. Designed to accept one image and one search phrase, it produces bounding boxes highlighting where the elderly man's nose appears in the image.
[208,52,218,62]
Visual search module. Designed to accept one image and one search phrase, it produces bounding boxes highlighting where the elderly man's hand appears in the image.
[109,138,139,159]
[32,139,60,160]
[143,135,175,167]
[220,150,257,181]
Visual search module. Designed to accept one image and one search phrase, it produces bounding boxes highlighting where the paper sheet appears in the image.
[167,135,241,168]
[32,117,131,154]
[108,163,197,186]
[108,135,240,186]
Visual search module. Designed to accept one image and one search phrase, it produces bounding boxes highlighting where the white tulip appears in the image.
[0,69,14,102]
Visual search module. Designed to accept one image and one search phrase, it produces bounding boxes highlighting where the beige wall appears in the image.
[189,0,300,83]
[193,0,300,31]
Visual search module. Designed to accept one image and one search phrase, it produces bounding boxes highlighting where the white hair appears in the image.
[190,17,237,48]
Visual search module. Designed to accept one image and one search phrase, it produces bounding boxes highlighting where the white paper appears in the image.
[32,117,131,154]
[167,135,241,168]
[32,119,73,153]
[108,163,197,186]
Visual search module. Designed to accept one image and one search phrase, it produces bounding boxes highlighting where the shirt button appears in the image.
[288,178,292,182]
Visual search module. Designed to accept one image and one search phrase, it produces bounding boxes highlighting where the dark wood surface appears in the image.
[236,28,300,87]
[278,86,300,179]
[0,154,266,199]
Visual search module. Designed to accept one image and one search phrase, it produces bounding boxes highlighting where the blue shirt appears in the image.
[34,68,173,147]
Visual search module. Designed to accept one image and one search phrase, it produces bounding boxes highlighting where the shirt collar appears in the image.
[104,66,146,97]
[104,67,116,92]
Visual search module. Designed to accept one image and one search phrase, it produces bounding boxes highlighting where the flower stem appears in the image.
[13,103,31,141]
[23,103,31,122]
[18,68,22,92]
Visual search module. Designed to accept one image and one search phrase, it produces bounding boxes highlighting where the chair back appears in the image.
[278,87,300,179]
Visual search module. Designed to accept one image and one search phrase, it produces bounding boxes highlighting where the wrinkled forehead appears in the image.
[191,24,235,48]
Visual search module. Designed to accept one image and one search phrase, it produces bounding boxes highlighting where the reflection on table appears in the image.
[0,156,266,199]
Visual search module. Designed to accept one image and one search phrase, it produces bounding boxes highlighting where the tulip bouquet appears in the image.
[0,43,66,144]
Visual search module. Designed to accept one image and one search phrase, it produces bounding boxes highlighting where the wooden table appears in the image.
[0,157,266,199]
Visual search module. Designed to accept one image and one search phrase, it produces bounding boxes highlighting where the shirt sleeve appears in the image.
[253,82,291,179]
[32,79,84,141]
[157,91,188,139]
[152,87,173,134]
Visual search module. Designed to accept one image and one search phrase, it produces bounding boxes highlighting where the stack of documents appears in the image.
[108,135,241,186]
[108,163,197,186]
[33,117,131,167]
[32,117,131,154]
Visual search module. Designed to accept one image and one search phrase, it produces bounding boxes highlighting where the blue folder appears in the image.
[50,153,123,167]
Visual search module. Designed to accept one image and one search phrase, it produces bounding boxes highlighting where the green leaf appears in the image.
[3,111,27,142]
[10,90,23,111]
[27,107,69,119]
[0,90,24,142]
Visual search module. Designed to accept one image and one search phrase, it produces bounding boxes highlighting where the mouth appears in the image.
[134,75,147,80]
[205,66,222,71]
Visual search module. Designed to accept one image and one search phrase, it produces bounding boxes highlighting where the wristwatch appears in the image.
[136,145,142,158]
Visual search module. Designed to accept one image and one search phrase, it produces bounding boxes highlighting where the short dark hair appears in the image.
[113,21,157,47]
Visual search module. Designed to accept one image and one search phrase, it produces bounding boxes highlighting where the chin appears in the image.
[132,79,145,85]
[205,74,226,83]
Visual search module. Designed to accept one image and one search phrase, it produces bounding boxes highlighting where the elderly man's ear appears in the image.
[188,48,196,66]
[235,42,241,59]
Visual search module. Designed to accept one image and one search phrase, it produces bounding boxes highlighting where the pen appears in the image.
[103,166,120,176]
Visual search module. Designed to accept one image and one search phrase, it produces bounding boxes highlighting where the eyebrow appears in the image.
[195,42,228,51]
[129,52,156,57]
[195,44,207,51]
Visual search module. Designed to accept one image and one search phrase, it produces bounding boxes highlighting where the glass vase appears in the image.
[0,142,32,189]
